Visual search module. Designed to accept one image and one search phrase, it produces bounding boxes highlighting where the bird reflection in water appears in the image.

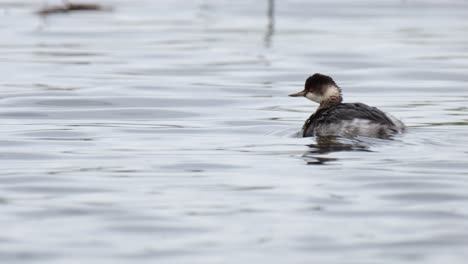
[302,136,372,165]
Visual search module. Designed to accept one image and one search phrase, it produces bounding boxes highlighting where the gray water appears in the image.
[1,0,468,263]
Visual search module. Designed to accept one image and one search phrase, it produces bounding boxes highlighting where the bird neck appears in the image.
[318,85,342,109]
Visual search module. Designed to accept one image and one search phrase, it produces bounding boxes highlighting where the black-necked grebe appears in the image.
[289,73,405,138]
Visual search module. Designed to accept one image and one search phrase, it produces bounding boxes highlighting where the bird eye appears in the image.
[309,87,315,92]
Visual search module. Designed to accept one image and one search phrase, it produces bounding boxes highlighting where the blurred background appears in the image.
[1,0,468,263]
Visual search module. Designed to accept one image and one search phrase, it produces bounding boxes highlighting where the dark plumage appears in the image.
[289,73,405,138]
[302,103,400,138]
[304,73,340,96]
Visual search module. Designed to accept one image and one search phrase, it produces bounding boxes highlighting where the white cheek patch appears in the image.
[305,92,322,103]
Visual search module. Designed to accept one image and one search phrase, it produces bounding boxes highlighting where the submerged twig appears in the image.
[37,1,106,15]
[264,0,275,48]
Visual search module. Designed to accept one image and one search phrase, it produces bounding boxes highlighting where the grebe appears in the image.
[289,73,404,138]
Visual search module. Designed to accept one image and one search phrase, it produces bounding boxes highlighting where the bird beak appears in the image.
[288,90,307,97]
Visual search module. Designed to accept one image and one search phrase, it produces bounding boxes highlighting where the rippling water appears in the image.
[1,0,468,263]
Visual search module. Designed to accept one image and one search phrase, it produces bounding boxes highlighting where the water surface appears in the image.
[1,0,468,263]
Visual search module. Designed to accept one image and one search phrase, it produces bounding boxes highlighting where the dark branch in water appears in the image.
[37,2,106,15]
[264,0,275,48]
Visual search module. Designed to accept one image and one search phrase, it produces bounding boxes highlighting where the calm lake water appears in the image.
[1,0,468,263]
